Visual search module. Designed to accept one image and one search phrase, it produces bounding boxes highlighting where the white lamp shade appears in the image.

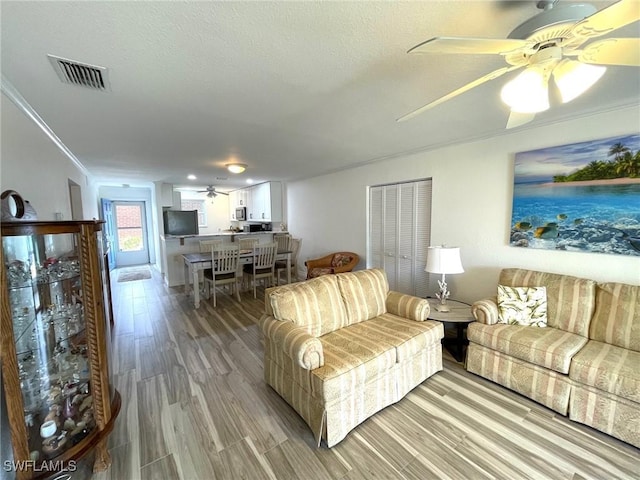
[500,66,550,114]
[553,59,606,104]
[425,246,464,274]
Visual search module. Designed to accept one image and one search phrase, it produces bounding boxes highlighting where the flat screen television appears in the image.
[163,210,199,236]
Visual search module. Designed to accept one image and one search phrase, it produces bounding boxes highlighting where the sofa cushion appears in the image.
[499,268,596,336]
[268,274,348,337]
[497,285,548,327]
[341,314,443,363]
[311,325,397,403]
[589,283,640,352]
[570,340,640,403]
[336,269,388,325]
[467,322,587,374]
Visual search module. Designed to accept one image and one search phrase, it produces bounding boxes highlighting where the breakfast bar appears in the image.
[159,231,288,288]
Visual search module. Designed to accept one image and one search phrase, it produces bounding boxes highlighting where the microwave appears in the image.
[235,206,246,221]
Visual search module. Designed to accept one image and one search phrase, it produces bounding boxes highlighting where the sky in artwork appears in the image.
[514,133,640,183]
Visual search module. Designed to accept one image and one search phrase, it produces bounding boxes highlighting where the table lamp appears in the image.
[425,246,464,312]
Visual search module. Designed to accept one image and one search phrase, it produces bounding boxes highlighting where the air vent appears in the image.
[47,54,110,91]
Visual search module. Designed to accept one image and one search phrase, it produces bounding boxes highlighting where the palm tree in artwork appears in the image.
[616,151,640,178]
[608,142,630,162]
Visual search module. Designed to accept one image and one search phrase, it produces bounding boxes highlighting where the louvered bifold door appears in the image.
[368,179,432,296]
[413,180,432,297]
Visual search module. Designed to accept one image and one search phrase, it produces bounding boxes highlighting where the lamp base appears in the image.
[434,303,451,313]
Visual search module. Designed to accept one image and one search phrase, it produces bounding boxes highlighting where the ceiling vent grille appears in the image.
[47,54,110,91]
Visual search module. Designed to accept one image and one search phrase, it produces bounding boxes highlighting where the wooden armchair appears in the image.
[305,252,359,279]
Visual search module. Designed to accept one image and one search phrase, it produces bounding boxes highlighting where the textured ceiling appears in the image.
[1,1,638,190]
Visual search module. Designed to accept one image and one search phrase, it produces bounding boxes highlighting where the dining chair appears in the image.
[274,233,292,253]
[199,239,223,252]
[243,242,277,298]
[203,244,241,307]
[238,237,259,251]
[275,237,302,285]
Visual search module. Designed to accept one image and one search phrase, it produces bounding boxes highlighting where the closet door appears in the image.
[368,179,432,296]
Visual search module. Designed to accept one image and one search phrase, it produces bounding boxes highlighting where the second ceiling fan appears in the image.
[399,0,640,128]
[197,186,229,198]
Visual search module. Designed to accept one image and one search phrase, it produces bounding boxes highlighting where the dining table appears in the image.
[182,249,292,308]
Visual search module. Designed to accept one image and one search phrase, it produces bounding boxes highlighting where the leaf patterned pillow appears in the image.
[497,285,548,327]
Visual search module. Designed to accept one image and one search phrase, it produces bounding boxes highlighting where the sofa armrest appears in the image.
[471,297,499,325]
[260,315,324,370]
[386,291,431,321]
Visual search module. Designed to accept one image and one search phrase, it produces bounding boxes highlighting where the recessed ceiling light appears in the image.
[187,174,197,180]
[226,163,247,174]
[246,179,254,184]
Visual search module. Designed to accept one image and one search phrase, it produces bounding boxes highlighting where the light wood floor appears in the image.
[90,267,639,480]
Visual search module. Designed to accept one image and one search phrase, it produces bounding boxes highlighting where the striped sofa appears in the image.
[260,268,444,447]
[467,268,640,448]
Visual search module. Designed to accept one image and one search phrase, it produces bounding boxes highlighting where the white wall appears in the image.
[1,96,99,220]
[287,106,640,303]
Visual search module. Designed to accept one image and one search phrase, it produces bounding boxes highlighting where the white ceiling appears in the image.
[2,1,638,190]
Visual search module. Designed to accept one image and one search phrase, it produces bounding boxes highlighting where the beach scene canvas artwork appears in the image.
[510,133,640,256]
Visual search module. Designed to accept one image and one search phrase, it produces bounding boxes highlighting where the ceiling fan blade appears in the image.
[408,36,529,55]
[506,111,536,129]
[571,0,640,42]
[578,38,640,67]
[397,65,522,122]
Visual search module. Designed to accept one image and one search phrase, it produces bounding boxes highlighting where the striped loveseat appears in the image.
[260,268,444,447]
[467,268,639,448]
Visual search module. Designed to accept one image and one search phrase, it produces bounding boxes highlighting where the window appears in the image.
[181,198,207,227]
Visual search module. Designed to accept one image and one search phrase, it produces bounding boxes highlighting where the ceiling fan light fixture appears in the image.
[553,60,606,104]
[226,163,247,174]
[500,67,550,113]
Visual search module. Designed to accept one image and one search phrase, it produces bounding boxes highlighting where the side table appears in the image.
[427,299,474,363]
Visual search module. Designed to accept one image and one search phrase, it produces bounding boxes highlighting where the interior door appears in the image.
[368,179,432,296]
[113,201,150,267]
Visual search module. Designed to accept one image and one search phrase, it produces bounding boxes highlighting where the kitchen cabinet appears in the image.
[1,220,120,479]
[246,182,282,223]
[228,191,238,220]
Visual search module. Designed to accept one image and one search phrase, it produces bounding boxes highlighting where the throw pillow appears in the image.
[497,285,548,327]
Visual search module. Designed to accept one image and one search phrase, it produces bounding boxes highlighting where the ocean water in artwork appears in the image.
[511,183,640,256]
[510,133,640,256]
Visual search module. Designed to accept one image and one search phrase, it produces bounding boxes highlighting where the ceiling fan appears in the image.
[398,0,640,128]
[196,186,229,198]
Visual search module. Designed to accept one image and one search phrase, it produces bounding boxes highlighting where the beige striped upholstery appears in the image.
[466,343,573,415]
[471,297,499,325]
[467,268,640,449]
[336,268,388,325]
[589,283,640,352]
[262,268,443,447]
[468,322,587,374]
[386,291,431,321]
[268,274,348,337]
[261,317,324,370]
[570,341,640,403]
[569,382,640,448]
[499,268,596,336]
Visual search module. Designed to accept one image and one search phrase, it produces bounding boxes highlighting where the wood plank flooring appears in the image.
[89,267,639,480]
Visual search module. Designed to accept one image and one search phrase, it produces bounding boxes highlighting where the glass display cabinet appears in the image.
[1,220,120,479]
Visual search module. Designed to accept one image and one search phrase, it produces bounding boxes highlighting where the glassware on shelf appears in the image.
[2,220,119,479]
